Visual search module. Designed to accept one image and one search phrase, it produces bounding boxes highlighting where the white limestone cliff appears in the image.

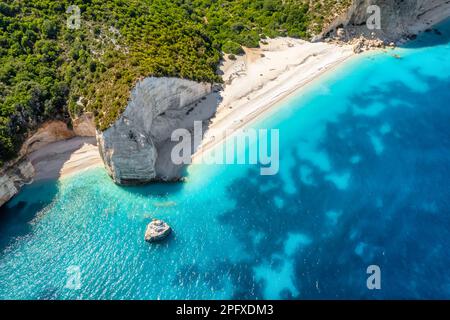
[96,77,213,185]
[323,0,450,42]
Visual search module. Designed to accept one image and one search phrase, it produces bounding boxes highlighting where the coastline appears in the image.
[26,38,355,180]
[20,1,449,181]
[39,19,450,180]
[29,137,103,181]
[192,38,355,162]
[2,10,450,300]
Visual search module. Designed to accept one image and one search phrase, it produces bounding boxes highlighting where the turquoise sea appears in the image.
[1,20,450,299]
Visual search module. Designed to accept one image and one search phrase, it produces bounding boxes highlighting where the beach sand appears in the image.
[192,38,354,162]
[30,38,354,179]
[29,137,103,180]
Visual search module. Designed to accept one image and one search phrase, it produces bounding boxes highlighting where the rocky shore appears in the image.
[320,0,450,53]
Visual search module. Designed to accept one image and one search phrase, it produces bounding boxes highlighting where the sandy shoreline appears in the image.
[192,38,354,162]
[29,137,103,181]
[30,38,354,179]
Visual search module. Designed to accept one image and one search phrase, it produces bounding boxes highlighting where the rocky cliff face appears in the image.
[324,0,450,42]
[73,112,97,137]
[97,77,213,185]
[0,161,35,207]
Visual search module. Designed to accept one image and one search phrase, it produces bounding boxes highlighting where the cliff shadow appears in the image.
[153,89,223,181]
[0,179,59,253]
[118,178,185,199]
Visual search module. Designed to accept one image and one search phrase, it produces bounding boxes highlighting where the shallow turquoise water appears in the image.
[1,21,450,299]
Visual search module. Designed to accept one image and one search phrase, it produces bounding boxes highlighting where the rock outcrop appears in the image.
[323,0,450,46]
[0,160,34,207]
[1,121,73,207]
[19,121,75,155]
[73,112,96,137]
[144,219,172,242]
[97,77,213,185]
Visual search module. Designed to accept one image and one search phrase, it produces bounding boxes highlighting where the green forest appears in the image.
[0,0,350,166]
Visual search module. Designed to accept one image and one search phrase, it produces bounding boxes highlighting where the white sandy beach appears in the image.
[29,137,103,180]
[192,38,354,162]
[30,38,354,179]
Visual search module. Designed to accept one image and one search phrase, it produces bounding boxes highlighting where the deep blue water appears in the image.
[1,20,450,299]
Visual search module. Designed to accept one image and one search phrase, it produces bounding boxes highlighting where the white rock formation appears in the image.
[144,219,172,242]
[0,161,34,207]
[97,77,213,185]
[323,0,450,42]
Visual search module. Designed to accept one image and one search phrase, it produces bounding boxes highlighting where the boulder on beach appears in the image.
[144,219,172,242]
